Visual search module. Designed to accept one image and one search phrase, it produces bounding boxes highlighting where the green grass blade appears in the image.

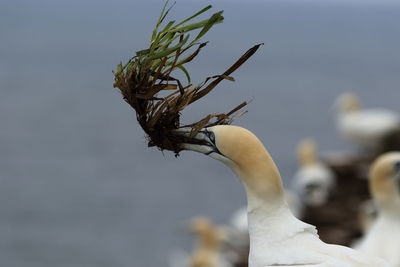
[158,1,175,26]
[192,11,224,44]
[136,49,150,57]
[172,19,209,32]
[160,20,175,33]
[152,1,175,42]
[173,5,212,28]
[146,34,189,61]
[177,65,191,83]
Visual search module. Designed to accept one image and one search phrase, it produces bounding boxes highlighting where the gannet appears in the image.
[169,217,232,267]
[335,93,400,150]
[292,139,336,207]
[178,125,389,267]
[354,152,400,266]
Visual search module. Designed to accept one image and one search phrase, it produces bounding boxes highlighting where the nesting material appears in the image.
[113,2,262,155]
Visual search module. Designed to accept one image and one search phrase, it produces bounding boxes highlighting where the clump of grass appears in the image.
[113,1,262,155]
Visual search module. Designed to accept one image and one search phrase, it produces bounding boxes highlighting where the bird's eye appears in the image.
[201,129,223,156]
[204,129,216,145]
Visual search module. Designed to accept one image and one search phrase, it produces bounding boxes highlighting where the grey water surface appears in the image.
[1,0,400,266]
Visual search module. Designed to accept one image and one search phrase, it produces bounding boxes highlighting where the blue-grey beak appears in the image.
[174,128,221,156]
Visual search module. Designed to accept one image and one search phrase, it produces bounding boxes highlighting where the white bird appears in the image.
[178,125,389,267]
[169,217,232,267]
[335,93,400,150]
[292,139,336,207]
[226,206,251,251]
[354,152,400,266]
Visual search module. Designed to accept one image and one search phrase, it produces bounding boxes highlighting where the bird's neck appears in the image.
[233,157,302,241]
[232,151,285,208]
[297,144,317,167]
[372,175,400,216]
[243,181,284,213]
[231,153,315,244]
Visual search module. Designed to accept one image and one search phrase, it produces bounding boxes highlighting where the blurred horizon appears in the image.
[1,0,400,266]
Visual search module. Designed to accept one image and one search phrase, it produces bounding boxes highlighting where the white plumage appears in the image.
[178,126,389,267]
[336,93,400,149]
[355,152,400,267]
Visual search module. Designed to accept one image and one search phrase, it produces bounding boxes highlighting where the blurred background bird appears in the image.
[169,217,232,267]
[335,93,400,153]
[291,139,336,208]
[354,152,400,267]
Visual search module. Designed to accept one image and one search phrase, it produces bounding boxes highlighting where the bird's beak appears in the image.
[174,128,221,155]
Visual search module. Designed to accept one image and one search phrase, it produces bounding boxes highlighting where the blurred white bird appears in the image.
[226,206,250,251]
[230,206,248,233]
[169,217,232,267]
[354,152,400,266]
[335,93,400,150]
[292,139,336,207]
[178,125,388,267]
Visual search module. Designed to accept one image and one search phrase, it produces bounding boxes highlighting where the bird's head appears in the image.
[293,167,335,207]
[294,139,335,206]
[334,92,361,114]
[190,217,214,235]
[297,139,318,167]
[178,125,273,170]
[369,152,400,211]
[189,217,221,250]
